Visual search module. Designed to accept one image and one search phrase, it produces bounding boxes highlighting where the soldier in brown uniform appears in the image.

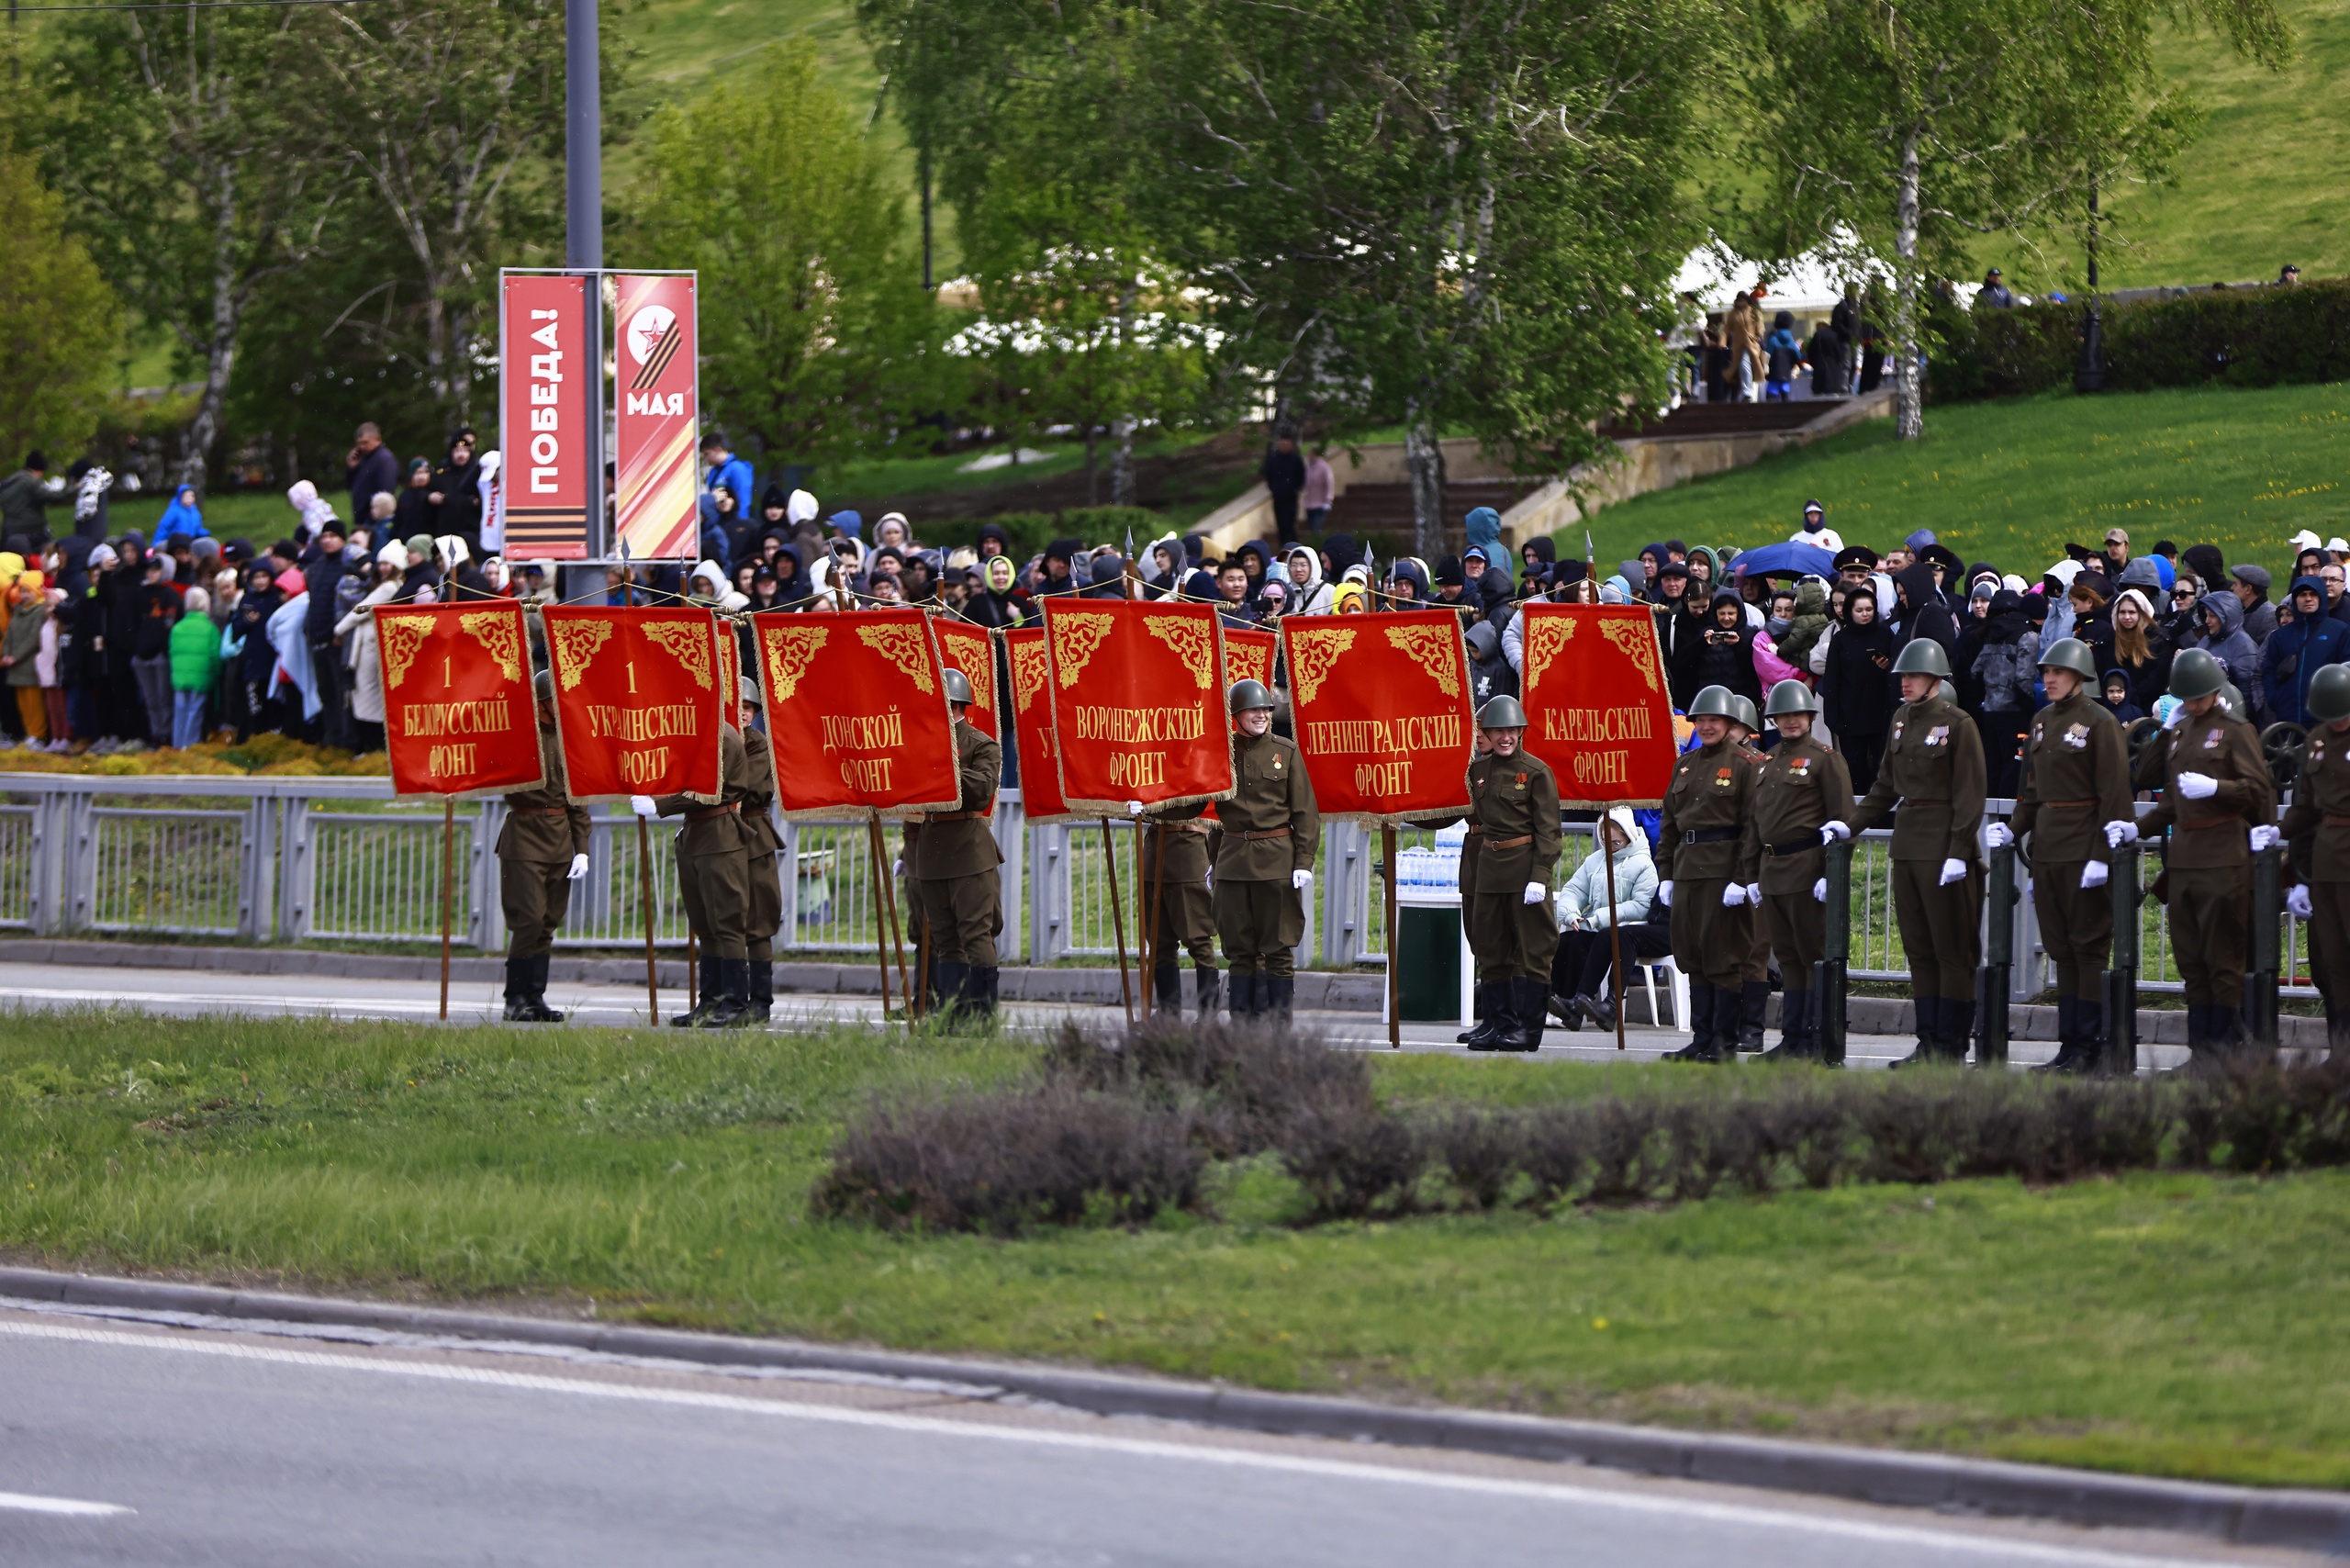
[498,669,594,1022]
[736,677,786,1024]
[1729,693,1774,1050]
[1452,729,1494,1045]
[1844,639,1986,1066]
[634,716,755,1028]
[2283,664,2350,1055]
[908,666,1004,1023]
[1460,695,1562,1052]
[2114,647,2277,1058]
[1740,679,1853,1062]
[1656,685,1762,1063]
[1999,637,2132,1073]
[1140,801,1218,1021]
[1216,679,1320,1023]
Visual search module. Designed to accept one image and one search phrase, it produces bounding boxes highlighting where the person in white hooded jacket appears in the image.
[1548,806,1669,1031]
[1282,543,1332,617]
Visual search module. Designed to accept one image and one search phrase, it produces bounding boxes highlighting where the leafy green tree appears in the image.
[1748,0,2288,439]
[36,7,341,487]
[0,148,125,469]
[624,39,936,469]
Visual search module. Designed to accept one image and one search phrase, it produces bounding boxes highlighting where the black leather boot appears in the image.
[1889,995,1938,1069]
[1193,965,1219,1023]
[1759,988,1810,1062]
[932,960,969,1025]
[1738,980,1770,1051]
[1153,964,1182,1017]
[2036,996,2081,1074]
[1510,980,1549,1052]
[1550,991,1585,1031]
[1662,984,1718,1063]
[1460,982,1502,1047]
[520,953,565,1022]
[2209,1003,2247,1059]
[695,958,754,1027]
[971,967,1001,1024]
[671,957,722,1027]
[502,956,533,1021]
[749,959,773,1025]
[2072,998,2104,1075]
[1575,991,1617,1031]
[1268,974,1295,1025]
[1942,997,1977,1064]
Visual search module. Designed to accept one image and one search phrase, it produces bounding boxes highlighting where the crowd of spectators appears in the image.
[4,418,2344,781]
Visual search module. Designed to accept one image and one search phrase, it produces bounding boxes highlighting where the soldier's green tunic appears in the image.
[2010,691,2132,1001]
[1656,737,1760,991]
[656,723,755,961]
[2138,707,2273,1009]
[1740,732,1852,979]
[1142,806,1216,1013]
[1214,728,1319,979]
[497,723,592,958]
[1848,692,1986,1002]
[741,724,785,965]
[2282,716,2350,1030]
[1463,748,1561,982]
[909,717,1003,967]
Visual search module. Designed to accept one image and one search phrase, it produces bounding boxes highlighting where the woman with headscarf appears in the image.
[1694,588,1764,706]
[1821,585,1896,795]
[2190,589,2266,716]
[429,431,482,549]
[1969,588,2038,796]
[232,564,282,737]
[768,543,811,609]
[337,542,410,753]
[393,458,436,539]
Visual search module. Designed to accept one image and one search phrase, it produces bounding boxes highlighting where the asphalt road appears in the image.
[0,1306,2305,1568]
[0,963,2194,1068]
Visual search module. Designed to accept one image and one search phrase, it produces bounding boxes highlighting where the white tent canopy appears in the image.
[1673,232,1894,316]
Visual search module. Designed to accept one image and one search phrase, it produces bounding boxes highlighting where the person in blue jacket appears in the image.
[156,485,207,540]
[699,433,756,533]
[2265,575,2349,725]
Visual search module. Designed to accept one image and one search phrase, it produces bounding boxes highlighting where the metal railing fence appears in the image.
[0,774,2316,993]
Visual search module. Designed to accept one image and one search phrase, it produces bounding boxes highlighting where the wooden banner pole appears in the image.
[871,813,913,1014]
[1145,822,1169,1019]
[1102,817,1135,1026]
[1382,823,1400,1049]
[439,799,454,1023]
[636,816,660,1024]
[863,814,896,1020]
[1601,815,1628,1051]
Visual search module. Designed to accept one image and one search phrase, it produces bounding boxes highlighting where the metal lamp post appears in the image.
[2075,185,2107,394]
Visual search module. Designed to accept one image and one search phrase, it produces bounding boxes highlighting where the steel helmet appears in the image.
[2169,646,2226,700]
[739,675,764,711]
[2037,637,2098,683]
[1939,678,1956,705]
[1891,638,1953,679]
[532,668,554,705]
[1227,678,1275,713]
[1476,694,1528,729]
[943,667,975,705]
[2216,681,2246,722]
[1730,695,1762,734]
[1765,678,1819,717]
[2310,662,2350,724]
[1687,685,1740,720]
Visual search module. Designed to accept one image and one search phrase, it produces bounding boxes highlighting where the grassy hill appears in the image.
[1571,381,2350,578]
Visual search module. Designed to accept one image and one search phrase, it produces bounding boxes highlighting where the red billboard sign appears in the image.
[612,273,699,561]
[498,272,593,560]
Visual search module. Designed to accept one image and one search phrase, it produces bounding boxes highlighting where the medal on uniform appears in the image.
[2064,723,2087,749]
[1715,766,1733,788]
[1926,724,1948,747]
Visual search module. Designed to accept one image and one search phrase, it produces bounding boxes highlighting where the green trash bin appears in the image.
[1394,903,1462,1022]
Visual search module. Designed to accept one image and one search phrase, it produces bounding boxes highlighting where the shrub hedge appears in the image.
[816,1023,2350,1234]
[1929,277,2350,403]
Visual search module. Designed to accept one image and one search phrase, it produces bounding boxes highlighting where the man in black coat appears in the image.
[302,520,353,749]
[1260,434,1307,547]
[345,422,401,524]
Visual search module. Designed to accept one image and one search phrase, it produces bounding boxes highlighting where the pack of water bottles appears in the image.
[1394,825,1468,893]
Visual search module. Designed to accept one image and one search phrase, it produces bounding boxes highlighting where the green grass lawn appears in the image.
[1575,381,2350,575]
[7,1014,2350,1489]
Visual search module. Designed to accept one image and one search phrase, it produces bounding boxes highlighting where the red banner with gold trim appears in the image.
[934,619,999,741]
[1516,602,1676,807]
[375,601,543,800]
[1281,610,1472,823]
[1221,626,1276,731]
[1004,626,1070,823]
[542,605,725,801]
[754,608,959,817]
[1043,599,1234,814]
[716,619,742,732]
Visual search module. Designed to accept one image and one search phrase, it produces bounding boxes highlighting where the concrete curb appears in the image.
[4,936,2327,1043]
[1,1265,2343,1551]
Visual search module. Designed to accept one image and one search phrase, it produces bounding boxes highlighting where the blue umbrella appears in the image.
[1726,542,1836,579]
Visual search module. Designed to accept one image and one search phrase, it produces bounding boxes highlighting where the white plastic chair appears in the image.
[1597,950,1690,1031]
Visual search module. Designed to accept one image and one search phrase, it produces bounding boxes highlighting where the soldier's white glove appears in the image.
[1721,882,1748,906]
[1811,877,1826,902]
[1985,822,2013,850]
[2104,818,2138,848]
[2079,860,2109,890]
[1938,857,1966,886]
[629,795,657,818]
[1522,880,1545,905]
[1292,868,1313,891]
[1126,801,1144,817]
[2288,885,2314,920]
[2177,771,2218,800]
[892,859,905,877]
[1745,882,1762,905]
[567,852,589,881]
[2249,824,2280,852]
[1821,821,1852,844]
[2164,703,2188,730]
[1657,879,1673,907]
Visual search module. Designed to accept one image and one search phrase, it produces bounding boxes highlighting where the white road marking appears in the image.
[0,1319,2231,1567]
[0,1489,133,1518]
